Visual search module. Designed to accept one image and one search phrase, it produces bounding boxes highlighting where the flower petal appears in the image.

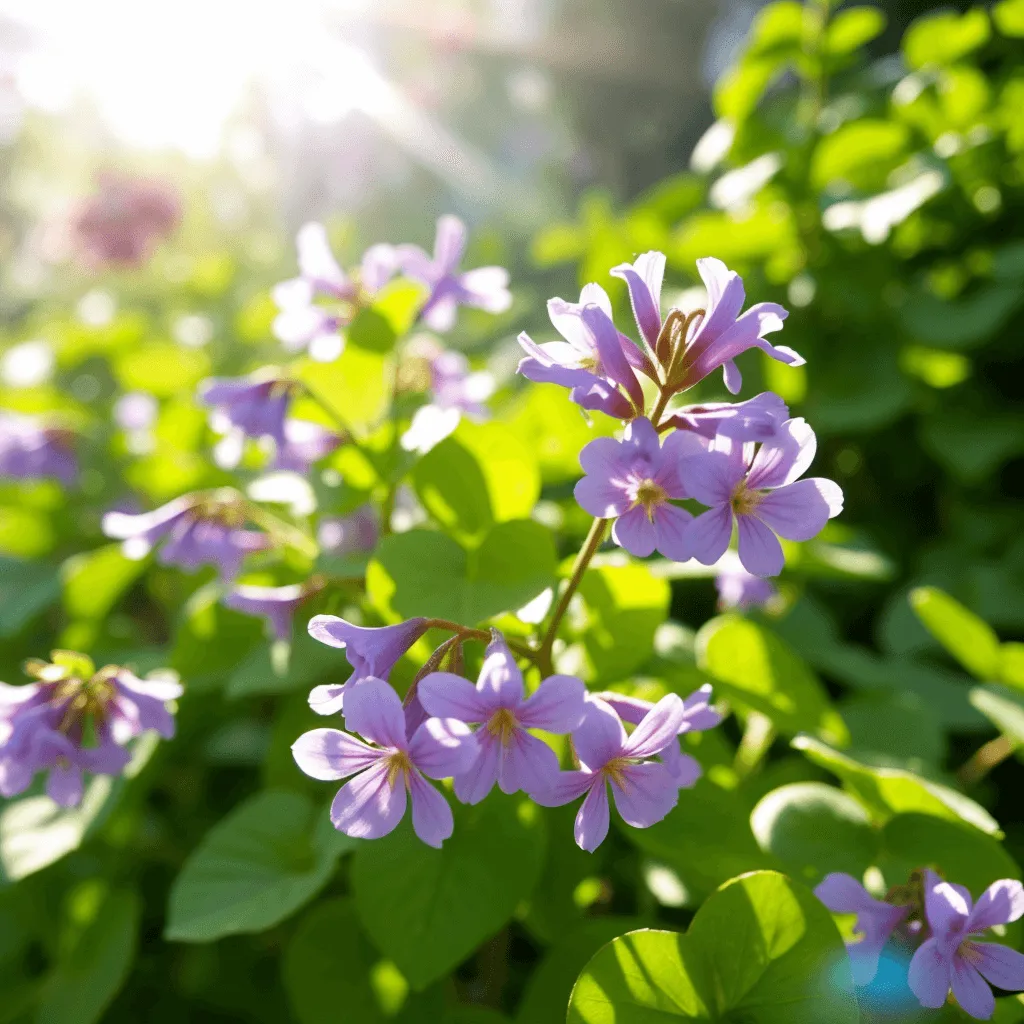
[453,731,501,805]
[46,764,83,807]
[686,504,734,567]
[661,745,702,788]
[518,675,587,732]
[532,770,594,807]
[407,770,454,848]
[652,503,694,562]
[330,762,407,840]
[296,222,346,288]
[968,942,1024,993]
[927,878,972,941]
[417,672,491,723]
[755,479,842,542]
[580,304,644,411]
[308,683,347,716]
[611,251,665,354]
[623,694,686,758]
[746,417,817,490]
[499,728,561,798]
[908,938,953,1009]
[340,678,408,749]
[737,515,785,578]
[951,957,995,1020]
[611,761,679,828]
[613,507,657,558]
[575,473,632,519]
[574,779,611,852]
[408,718,477,780]
[682,450,740,507]
[433,215,466,272]
[292,728,381,780]
[968,879,1024,932]
[477,636,525,709]
[572,698,627,770]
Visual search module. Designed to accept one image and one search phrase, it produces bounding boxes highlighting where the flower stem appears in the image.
[424,619,538,664]
[958,734,1017,787]
[536,517,608,674]
[650,388,673,429]
[243,501,318,558]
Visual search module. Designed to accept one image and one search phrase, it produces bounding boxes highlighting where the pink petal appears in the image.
[498,728,561,798]
[296,222,346,288]
[308,684,347,716]
[683,450,739,507]
[453,731,501,805]
[330,761,407,840]
[408,718,477,780]
[574,779,611,852]
[737,515,784,577]
[684,504,733,567]
[573,698,627,771]
[610,761,678,828]
[417,672,491,723]
[755,479,841,542]
[613,507,657,558]
[652,503,693,562]
[407,770,454,848]
[746,417,816,490]
[433,214,466,271]
[531,769,594,807]
[341,678,408,749]
[518,675,587,732]
[292,728,381,781]
[623,693,686,758]
[575,473,632,519]
[476,636,525,709]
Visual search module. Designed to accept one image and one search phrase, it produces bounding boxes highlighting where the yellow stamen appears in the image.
[731,480,764,517]
[385,750,413,788]
[602,756,631,787]
[486,708,519,746]
[634,479,667,521]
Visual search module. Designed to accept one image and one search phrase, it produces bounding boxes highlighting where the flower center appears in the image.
[577,352,600,372]
[384,749,413,787]
[486,708,520,746]
[602,756,631,787]
[731,480,764,517]
[958,940,983,965]
[634,478,667,520]
[54,675,116,733]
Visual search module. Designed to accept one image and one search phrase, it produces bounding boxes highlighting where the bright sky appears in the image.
[0,0,386,157]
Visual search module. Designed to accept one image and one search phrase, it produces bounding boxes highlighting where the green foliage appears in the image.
[910,586,1002,679]
[567,872,858,1023]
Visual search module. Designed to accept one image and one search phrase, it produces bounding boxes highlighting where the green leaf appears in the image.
[35,890,140,1024]
[295,347,391,429]
[113,342,211,398]
[620,778,776,902]
[994,0,1024,37]
[902,285,1022,350]
[921,415,1024,484]
[0,557,59,637]
[792,735,1002,836]
[750,783,880,885]
[516,918,646,1024]
[969,685,1024,745]
[696,616,849,745]
[1001,643,1024,690]
[352,795,545,990]
[283,900,386,1024]
[576,562,670,684]
[367,521,556,626]
[903,9,990,68]
[61,544,146,621]
[567,871,858,1023]
[165,790,354,941]
[225,628,343,699]
[347,307,397,354]
[910,586,1001,678]
[824,7,886,55]
[811,120,909,190]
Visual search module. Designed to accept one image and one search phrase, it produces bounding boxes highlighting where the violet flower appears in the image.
[199,374,296,447]
[317,505,380,557]
[674,257,801,394]
[597,685,721,788]
[0,414,77,485]
[417,633,586,803]
[909,872,1024,1020]
[815,873,912,986]
[517,286,645,419]
[272,419,342,472]
[535,694,686,852]
[291,677,476,847]
[610,251,666,363]
[715,566,777,611]
[685,417,843,577]
[574,417,703,561]
[661,391,789,442]
[306,615,429,716]
[272,222,397,361]
[223,582,309,640]
[103,495,270,582]
[397,215,512,332]
[0,655,181,807]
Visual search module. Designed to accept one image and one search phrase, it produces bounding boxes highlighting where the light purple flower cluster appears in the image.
[0,413,77,485]
[0,652,181,807]
[292,621,721,850]
[816,870,1024,1019]
[272,215,510,361]
[103,493,270,582]
[518,250,842,578]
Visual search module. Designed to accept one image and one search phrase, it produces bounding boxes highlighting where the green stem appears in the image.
[734,712,776,778]
[242,501,318,559]
[958,734,1017,787]
[536,517,608,674]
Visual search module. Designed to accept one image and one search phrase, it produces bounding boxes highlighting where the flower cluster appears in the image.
[816,870,1024,1019]
[520,252,842,577]
[0,651,181,806]
[292,621,720,850]
[0,413,77,485]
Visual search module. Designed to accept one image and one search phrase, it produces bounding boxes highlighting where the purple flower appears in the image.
[199,374,296,447]
[815,873,912,986]
[610,251,666,362]
[291,677,476,847]
[661,391,789,442]
[574,417,704,561]
[0,656,181,807]
[103,495,270,582]
[535,694,687,852]
[674,257,800,394]
[685,418,844,577]
[318,505,379,557]
[715,566,777,610]
[908,872,1024,1019]
[397,215,512,332]
[224,582,311,640]
[417,633,586,803]
[0,414,77,485]
[517,286,646,419]
[596,684,721,788]
[306,615,429,716]
[273,222,397,361]
[272,419,342,472]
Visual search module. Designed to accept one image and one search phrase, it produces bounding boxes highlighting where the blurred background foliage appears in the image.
[0,0,1023,1022]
